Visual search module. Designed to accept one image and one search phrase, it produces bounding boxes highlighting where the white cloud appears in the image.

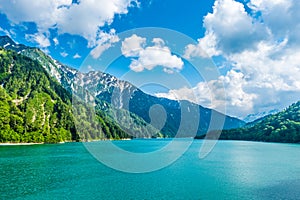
[184,0,267,58]
[176,50,300,118]
[156,86,199,104]
[73,53,81,59]
[121,34,146,57]
[0,0,137,47]
[152,38,165,46]
[53,38,59,46]
[60,52,68,57]
[170,0,300,119]
[122,35,184,73]
[90,43,112,59]
[90,29,120,59]
[184,32,220,59]
[25,33,51,48]
[156,70,257,118]
[248,0,300,45]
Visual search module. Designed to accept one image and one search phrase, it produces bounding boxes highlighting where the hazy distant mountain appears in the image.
[243,109,279,123]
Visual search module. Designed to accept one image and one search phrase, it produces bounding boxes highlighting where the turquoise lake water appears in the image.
[1,140,300,200]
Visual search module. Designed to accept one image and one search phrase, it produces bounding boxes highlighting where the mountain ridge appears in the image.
[0,35,245,139]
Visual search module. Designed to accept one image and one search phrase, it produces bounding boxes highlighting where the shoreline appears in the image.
[0,139,133,146]
[0,143,44,146]
[1,138,299,146]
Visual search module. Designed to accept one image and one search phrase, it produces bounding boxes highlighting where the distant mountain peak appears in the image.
[243,109,280,123]
[0,35,29,53]
[0,35,16,46]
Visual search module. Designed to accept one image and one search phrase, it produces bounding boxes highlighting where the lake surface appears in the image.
[1,140,300,199]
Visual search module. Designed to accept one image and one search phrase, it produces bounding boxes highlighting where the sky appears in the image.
[0,0,300,120]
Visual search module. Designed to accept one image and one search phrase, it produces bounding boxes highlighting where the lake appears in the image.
[1,139,300,199]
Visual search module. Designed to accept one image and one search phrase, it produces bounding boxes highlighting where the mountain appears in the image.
[0,36,245,140]
[243,109,279,123]
[220,101,300,143]
[66,69,245,137]
[0,36,28,52]
[0,47,134,143]
[0,36,162,139]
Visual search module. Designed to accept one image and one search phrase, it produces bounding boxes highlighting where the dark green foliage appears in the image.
[72,98,131,141]
[0,48,129,143]
[220,101,300,143]
[0,49,73,143]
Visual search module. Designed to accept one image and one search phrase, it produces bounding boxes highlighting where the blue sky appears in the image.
[0,0,215,68]
[1,0,300,119]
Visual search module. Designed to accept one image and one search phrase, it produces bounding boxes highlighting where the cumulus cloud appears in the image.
[169,0,300,119]
[25,33,51,48]
[184,32,220,59]
[0,0,137,47]
[183,38,300,119]
[248,0,300,45]
[90,29,120,59]
[121,35,184,73]
[121,34,146,57]
[184,0,267,58]
[156,70,257,118]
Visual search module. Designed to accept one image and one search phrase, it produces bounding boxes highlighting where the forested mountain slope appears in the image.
[0,35,245,141]
[221,101,300,143]
[0,48,130,143]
